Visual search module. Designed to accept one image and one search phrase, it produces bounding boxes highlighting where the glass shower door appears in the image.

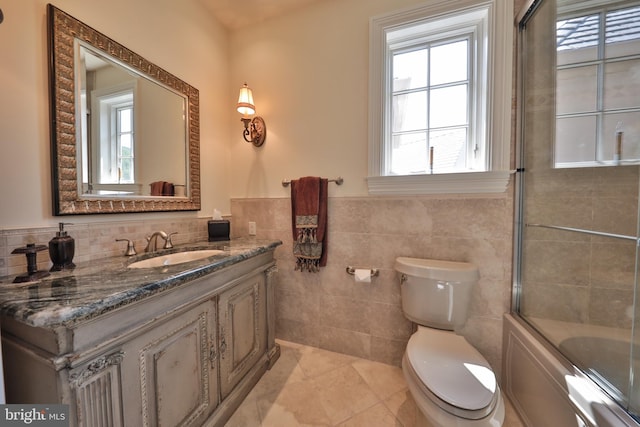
[517,0,640,418]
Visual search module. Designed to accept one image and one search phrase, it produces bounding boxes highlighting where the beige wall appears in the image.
[1,0,521,377]
[0,0,231,228]
[226,0,518,375]
[228,0,439,198]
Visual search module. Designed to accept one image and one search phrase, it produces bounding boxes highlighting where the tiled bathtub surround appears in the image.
[231,192,514,378]
[0,217,211,278]
[521,135,640,330]
[515,0,640,332]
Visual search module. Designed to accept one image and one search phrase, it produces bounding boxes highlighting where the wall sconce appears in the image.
[237,83,266,147]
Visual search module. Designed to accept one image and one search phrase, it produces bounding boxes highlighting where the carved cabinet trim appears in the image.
[70,351,125,427]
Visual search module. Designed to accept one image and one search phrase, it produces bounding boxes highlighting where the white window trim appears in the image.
[368,0,513,195]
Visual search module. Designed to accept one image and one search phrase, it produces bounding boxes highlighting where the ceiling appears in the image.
[199,0,323,31]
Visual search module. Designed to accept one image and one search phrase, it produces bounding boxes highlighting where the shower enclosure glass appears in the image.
[516,0,640,419]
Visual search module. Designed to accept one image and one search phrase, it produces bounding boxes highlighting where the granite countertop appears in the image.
[0,238,281,329]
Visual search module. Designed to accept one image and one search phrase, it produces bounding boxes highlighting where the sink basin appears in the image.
[128,249,225,269]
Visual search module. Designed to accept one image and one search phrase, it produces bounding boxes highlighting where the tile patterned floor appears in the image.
[226,340,525,427]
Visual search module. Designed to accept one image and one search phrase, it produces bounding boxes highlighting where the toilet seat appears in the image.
[405,327,498,420]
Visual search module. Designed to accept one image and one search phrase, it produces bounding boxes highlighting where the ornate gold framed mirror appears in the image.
[48,4,201,215]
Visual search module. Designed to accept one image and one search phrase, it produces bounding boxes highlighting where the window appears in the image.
[115,105,135,183]
[391,38,473,175]
[555,3,640,167]
[368,0,512,194]
[96,90,135,185]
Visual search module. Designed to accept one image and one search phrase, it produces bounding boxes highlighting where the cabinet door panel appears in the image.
[141,320,204,427]
[121,299,218,427]
[219,274,267,398]
[232,290,258,365]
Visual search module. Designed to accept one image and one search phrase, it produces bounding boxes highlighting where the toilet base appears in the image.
[402,354,505,427]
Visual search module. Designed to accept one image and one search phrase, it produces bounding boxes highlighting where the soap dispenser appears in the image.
[49,222,76,271]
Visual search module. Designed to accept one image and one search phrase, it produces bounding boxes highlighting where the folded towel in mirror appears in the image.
[150,181,175,196]
[162,182,174,196]
[150,181,164,196]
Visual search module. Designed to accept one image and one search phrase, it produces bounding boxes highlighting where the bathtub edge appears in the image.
[502,313,639,427]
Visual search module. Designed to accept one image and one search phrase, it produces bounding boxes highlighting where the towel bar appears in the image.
[526,223,636,241]
[282,177,343,187]
[345,266,379,277]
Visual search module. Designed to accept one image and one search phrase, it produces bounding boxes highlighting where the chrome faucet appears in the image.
[145,231,168,253]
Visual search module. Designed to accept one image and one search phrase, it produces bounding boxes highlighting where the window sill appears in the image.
[366,170,512,195]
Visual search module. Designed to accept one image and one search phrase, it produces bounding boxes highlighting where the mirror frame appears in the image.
[47,4,201,215]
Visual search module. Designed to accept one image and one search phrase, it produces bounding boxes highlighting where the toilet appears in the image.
[395,257,505,427]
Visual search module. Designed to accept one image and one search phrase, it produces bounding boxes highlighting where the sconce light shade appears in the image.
[237,83,255,115]
[237,83,266,147]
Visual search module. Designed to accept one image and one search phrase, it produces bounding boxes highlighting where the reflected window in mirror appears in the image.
[555,2,640,168]
[76,42,188,197]
[92,86,135,185]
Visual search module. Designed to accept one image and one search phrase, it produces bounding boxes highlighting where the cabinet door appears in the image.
[219,273,267,399]
[120,299,219,427]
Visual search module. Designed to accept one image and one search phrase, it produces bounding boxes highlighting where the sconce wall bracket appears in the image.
[241,116,266,147]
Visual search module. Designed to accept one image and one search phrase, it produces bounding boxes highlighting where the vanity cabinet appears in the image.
[1,249,279,427]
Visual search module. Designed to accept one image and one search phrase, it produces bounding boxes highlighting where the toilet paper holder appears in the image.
[345,266,379,278]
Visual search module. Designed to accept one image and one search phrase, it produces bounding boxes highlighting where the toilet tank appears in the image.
[395,257,479,330]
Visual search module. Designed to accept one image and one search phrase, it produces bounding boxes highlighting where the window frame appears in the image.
[389,35,475,175]
[368,0,513,195]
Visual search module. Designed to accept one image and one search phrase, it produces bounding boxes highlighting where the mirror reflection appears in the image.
[49,4,200,215]
[77,44,188,197]
[554,1,640,168]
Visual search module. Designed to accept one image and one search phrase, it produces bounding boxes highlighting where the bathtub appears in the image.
[502,314,640,426]
[559,335,633,401]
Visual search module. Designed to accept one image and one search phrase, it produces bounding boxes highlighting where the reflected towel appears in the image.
[290,176,328,272]
[150,181,175,196]
[150,181,165,196]
[162,182,174,196]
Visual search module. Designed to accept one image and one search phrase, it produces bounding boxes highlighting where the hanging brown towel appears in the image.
[291,176,328,272]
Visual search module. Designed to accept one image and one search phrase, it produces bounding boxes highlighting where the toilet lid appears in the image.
[406,327,497,414]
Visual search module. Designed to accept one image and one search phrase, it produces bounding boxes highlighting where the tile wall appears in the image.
[521,140,640,329]
[0,217,211,278]
[0,190,515,378]
[231,191,514,378]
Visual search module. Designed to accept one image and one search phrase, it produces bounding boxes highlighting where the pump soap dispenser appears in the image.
[49,222,76,271]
